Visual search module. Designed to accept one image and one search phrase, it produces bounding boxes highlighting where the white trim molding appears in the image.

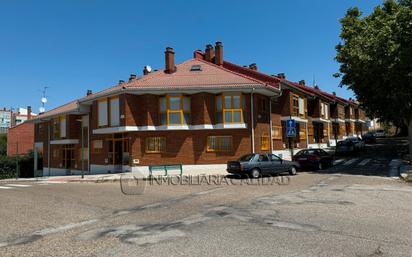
[331,119,345,123]
[311,118,331,123]
[50,139,79,145]
[93,123,248,134]
[280,116,308,123]
[345,119,356,122]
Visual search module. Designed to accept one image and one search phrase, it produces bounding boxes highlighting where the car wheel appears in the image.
[318,162,323,170]
[251,168,261,179]
[289,166,297,176]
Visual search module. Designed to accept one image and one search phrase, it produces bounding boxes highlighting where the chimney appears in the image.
[118,80,125,85]
[214,41,223,66]
[277,73,285,79]
[314,85,319,90]
[165,47,176,74]
[205,44,214,62]
[249,63,257,71]
[299,80,305,86]
[332,92,336,96]
[143,66,150,75]
[27,106,32,120]
[87,90,92,96]
[193,50,203,59]
[129,74,137,81]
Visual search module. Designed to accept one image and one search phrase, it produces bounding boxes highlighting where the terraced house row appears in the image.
[30,42,367,176]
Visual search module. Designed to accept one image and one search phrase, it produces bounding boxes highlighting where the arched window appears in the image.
[159,95,190,125]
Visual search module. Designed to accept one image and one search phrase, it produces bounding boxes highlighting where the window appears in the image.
[190,65,202,71]
[298,98,304,115]
[92,140,103,153]
[207,136,233,152]
[216,93,243,124]
[268,154,281,162]
[272,125,282,140]
[109,97,120,126]
[145,137,166,153]
[52,116,66,139]
[258,98,269,114]
[324,104,329,119]
[98,99,108,127]
[261,136,270,151]
[292,95,299,116]
[159,95,190,125]
[52,148,59,159]
[257,154,269,162]
[321,102,329,119]
[299,125,306,140]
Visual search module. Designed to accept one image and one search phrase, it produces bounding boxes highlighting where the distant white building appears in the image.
[0,106,37,134]
[366,118,382,131]
[13,107,37,126]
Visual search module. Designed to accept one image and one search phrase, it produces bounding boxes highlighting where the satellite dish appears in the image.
[41,97,48,103]
[39,107,45,113]
[145,65,152,72]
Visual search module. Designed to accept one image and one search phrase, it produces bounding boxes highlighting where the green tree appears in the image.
[335,0,412,160]
[0,134,6,156]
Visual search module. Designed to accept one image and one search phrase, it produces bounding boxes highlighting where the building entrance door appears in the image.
[108,135,129,172]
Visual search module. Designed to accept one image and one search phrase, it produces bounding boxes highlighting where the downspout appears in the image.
[251,88,255,153]
[269,96,273,153]
[48,120,51,177]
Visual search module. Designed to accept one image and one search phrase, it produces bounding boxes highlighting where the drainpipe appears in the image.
[48,120,51,177]
[306,121,309,148]
[269,96,273,153]
[251,88,255,153]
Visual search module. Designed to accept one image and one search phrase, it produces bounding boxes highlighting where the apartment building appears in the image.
[30,42,367,176]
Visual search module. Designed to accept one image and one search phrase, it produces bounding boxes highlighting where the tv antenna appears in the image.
[39,86,48,113]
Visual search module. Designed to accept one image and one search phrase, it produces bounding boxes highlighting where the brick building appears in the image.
[29,42,367,176]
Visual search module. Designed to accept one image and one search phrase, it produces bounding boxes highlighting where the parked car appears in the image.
[374,129,386,138]
[335,140,356,155]
[346,136,365,151]
[292,148,334,170]
[362,132,376,144]
[227,153,300,178]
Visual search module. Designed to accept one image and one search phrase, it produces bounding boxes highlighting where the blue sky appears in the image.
[0,0,382,113]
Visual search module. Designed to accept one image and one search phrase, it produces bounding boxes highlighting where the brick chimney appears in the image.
[119,80,125,85]
[314,85,319,90]
[299,80,305,86]
[332,92,336,96]
[214,42,223,66]
[129,74,137,81]
[27,106,32,120]
[205,44,214,62]
[193,50,203,59]
[277,73,286,79]
[87,90,92,96]
[249,63,257,71]
[165,47,176,74]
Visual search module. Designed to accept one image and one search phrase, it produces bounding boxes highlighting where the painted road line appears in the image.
[5,184,32,187]
[0,186,13,189]
[333,159,346,165]
[358,159,371,166]
[343,158,359,166]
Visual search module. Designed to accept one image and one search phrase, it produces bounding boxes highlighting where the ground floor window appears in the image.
[313,123,325,143]
[272,125,282,140]
[261,136,270,151]
[207,136,232,152]
[145,137,166,153]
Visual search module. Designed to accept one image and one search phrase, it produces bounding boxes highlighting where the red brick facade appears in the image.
[7,122,34,156]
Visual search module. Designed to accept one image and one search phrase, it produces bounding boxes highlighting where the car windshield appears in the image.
[238,154,255,162]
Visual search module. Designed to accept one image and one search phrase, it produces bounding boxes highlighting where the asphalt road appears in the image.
[0,138,411,257]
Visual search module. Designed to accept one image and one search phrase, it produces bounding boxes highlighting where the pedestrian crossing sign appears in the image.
[286,119,296,137]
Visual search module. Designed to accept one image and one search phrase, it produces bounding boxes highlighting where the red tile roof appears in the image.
[30,100,79,121]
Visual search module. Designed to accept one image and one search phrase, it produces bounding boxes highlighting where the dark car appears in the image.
[362,132,376,144]
[335,139,356,155]
[292,148,334,170]
[227,153,300,178]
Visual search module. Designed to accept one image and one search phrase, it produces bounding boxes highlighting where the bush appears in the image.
[0,153,34,179]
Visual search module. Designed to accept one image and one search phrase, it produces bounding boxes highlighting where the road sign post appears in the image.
[286,119,296,159]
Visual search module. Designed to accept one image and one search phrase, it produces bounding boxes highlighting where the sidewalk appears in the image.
[1,167,229,183]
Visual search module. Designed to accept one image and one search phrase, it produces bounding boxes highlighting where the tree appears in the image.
[335,0,412,160]
[0,134,6,156]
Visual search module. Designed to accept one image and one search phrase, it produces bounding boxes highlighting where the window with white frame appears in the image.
[98,97,119,127]
[110,97,120,126]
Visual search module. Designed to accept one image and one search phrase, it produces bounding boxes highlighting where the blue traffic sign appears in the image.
[286,119,296,137]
